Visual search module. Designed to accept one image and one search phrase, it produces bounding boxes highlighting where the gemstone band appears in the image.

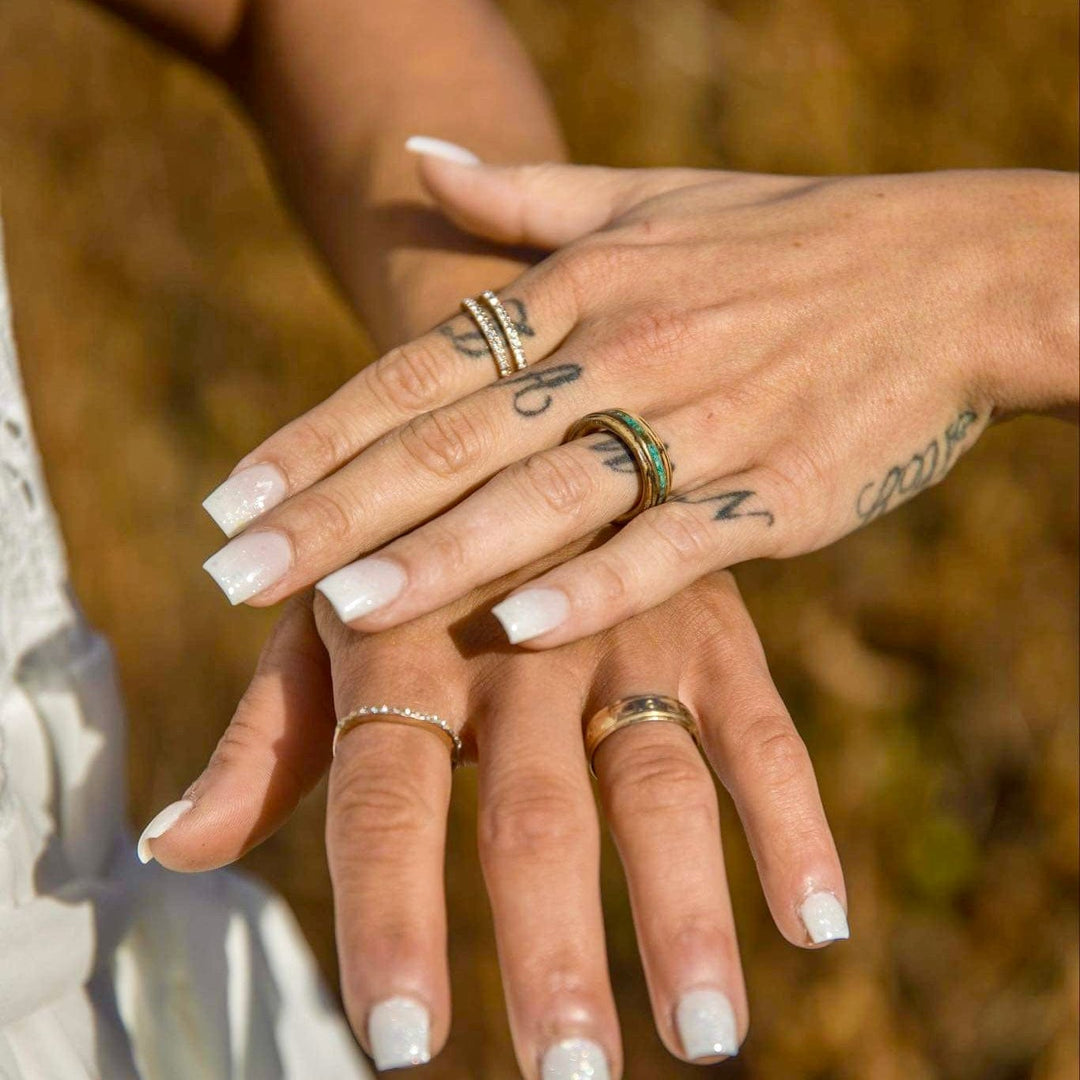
[334,705,463,766]
[563,409,673,522]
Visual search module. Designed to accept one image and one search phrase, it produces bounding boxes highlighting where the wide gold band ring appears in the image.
[334,705,463,767]
[563,410,672,522]
[584,694,700,777]
[461,291,529,379]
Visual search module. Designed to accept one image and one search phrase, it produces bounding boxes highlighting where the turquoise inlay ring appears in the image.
[564,409,673,523]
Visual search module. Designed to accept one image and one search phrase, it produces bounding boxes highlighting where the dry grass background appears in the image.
[1,1,1077,1077]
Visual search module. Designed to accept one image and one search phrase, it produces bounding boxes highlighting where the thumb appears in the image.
[137,595,334,871]
[407,137,647,249]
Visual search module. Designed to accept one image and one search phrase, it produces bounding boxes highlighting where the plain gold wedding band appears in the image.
[584,694,700,777]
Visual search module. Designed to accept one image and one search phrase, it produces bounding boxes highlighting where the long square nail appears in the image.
[203,531,292,604]
[202,463,287,537]
[316,558,407,622]
[799,890,850,944]
[541,1038,610,1080]
[492,588,569,644]
[368,997,431,1071]
[676,989,739,1061]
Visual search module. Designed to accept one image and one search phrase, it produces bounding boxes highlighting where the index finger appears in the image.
[201,272,574,538]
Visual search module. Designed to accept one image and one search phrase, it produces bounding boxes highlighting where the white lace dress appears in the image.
[0,229,370,1080]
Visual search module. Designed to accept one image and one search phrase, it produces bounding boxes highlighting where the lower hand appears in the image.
[139,562,847,1076]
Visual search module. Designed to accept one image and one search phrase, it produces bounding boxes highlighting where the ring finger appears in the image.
[312,405,762,631]
[318,598,463,1072]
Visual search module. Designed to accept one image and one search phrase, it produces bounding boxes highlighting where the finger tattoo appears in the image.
[504,363,583,418]
[674,489,775,527]
[438,298,535,360]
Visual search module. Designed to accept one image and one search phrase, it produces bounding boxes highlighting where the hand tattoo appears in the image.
[505,363,582,418]
[856,408,979,523]
[438,298,535,359]
[674,490,775,527]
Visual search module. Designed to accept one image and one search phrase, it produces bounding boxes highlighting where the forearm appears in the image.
[97,0,565,347]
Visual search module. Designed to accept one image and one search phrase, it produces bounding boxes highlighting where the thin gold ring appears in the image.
[480,291,529,373]
[334,705,463,767]
[584,694,700,777]
[461,296,513,379]
[564,409,672,522]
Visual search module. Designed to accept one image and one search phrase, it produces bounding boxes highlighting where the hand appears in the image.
[140,561,847,1075]
[198,163,1077,646]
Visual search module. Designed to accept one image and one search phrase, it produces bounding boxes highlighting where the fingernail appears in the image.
[799,890,850,945]
[541,1038,610,1080]
[137,799,194,864]
[491,588,569,644]
[368,997,431,1071]
[202,463,288,537]
[203,530,292,604]
[316,558,407,622]
[404,135,481,166]
[675,989,739,1061]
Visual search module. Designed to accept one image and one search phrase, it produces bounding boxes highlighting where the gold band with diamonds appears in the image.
[585,694,700,777]
[564,409,672,523]
[461,296,513,379]
[334,705,463,766]
[480,291,529,373]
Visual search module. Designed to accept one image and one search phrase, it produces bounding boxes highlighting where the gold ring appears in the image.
[564,410,672,522]
[334,705,463,767]
[584,694,699,777]
[480,291,529,373]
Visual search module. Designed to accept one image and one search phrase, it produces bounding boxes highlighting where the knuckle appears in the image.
[639,503,717,565]
[605,738,717,828]
[398,403,491,480]
[518,450,599,521]
[558,241,634,304]
[422,524,471,581]
[619,307,694,361]
[274,414,352,479]
[292,487,358,550]
[586,556,637,613]
[740,715,811,792]
[372,339,451,415]
[329,771,436,849]
[479,783,592,863]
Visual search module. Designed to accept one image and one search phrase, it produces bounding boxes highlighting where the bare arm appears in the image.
[97,0,565,346]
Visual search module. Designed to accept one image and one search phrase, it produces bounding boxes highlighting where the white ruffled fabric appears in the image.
[0,225,370,1079]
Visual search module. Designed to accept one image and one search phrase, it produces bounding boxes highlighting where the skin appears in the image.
[147,561,845,1073]
[215,162,1080,647]
[94,0,845,1073]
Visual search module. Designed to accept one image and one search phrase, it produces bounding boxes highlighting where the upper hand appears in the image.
[199,161,1077,646]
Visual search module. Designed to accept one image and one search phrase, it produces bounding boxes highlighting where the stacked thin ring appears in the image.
[564,409,673,522]
[334,705,463,766]
[461,291,529,379]
[584,694,700,777]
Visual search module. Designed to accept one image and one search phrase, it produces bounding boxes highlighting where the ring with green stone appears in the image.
[564,409,673,523]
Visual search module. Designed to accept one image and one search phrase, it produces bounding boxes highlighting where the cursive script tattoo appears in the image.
[505,363,582,417]
[856,409,979,523]
[588,436,636,474]
[439,298,535,359]
[674,490,775,527]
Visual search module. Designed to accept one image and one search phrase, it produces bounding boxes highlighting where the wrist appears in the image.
[979,170,1079,421]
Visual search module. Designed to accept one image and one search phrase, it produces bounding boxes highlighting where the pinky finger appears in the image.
[491,475,784,648]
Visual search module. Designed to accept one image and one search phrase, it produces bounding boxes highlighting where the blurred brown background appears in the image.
[1,0,1077,1077]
